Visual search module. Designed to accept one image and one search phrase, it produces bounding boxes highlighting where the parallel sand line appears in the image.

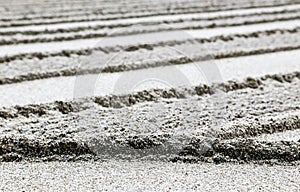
[0,0,209,15]
[1,45,300,85]
[0,75,299,162]
[0,0,271,9]
[2,4,300,34]
[0,71,298,118]
[1,10,300,37]
[0,50,299,107]
[0,70,299,118]
[2,26,300,64]
[1,19,300,58]
[2,1,299,25]
[2,14,300,45]
[2,0,300,27]
[1,0,300,164]
[0,102,300,162]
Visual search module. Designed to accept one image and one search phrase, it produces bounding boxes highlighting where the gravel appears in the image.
[0,160,299,191]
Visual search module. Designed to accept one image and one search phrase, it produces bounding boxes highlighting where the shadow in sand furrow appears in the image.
[1,128,299,164]
[176,138,300,164]
[0,137,94,162]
